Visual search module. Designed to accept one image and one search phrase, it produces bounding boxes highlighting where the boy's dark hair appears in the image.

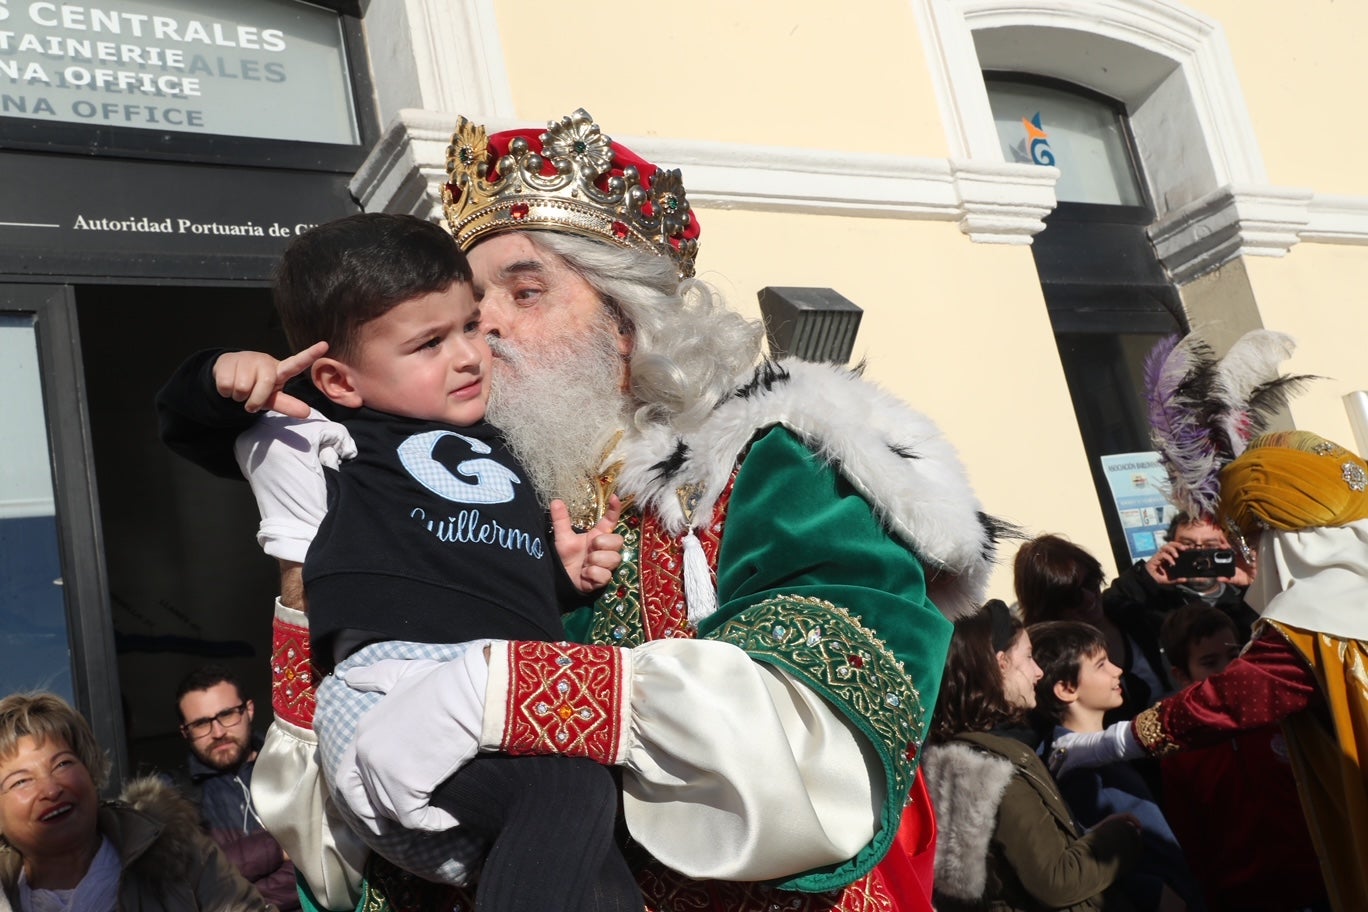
[1013,534,1105,627]
[1160,602,1238,675]
[1027,620,1109,724]
[174,663,244,721]
[273,213,472,361]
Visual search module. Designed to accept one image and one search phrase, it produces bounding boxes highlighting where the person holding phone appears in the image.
[1102,513,1259,679]
[1053,430,1368,910]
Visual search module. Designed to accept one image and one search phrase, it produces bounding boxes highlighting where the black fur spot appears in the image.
[733,361,791,400]
[889,443,920,460]
[977,511,1025,547]
[650,439,690,482]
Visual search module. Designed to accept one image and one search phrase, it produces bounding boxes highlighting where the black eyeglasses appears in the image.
[180,701,248,739]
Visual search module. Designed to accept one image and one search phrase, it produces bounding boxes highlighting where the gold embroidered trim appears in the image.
[589,510,647,647]
[1132,705,1180,756]
[359,855,468,912]
[639,862,896,911]
[709,595,926,802]
[270,614,318,728]
[588,474,735,646]
[501,641,626,763]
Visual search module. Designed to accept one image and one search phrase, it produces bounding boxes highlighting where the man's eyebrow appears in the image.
[498,259,547,279]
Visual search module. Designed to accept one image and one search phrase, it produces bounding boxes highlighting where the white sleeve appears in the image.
[234,409,356,562]
[482,637,880,882]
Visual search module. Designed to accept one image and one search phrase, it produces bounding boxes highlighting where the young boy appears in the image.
[201,213,639,909]
[1158,605,1328,911]
[1029,620,1205,912]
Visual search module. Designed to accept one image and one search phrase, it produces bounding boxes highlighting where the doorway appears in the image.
[77,284,289,777]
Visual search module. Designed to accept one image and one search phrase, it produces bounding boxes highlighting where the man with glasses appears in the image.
[176,664,300,910]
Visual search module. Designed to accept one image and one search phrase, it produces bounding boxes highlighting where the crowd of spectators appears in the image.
[920,513,1331,911]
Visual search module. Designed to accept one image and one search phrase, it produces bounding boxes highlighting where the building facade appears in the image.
[3,0,1366,780]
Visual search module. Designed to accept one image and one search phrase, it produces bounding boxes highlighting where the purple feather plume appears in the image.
[1144,334,1222,518]
[1144,329,1311,520]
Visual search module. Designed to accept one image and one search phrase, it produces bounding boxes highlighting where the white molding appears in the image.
[349,112,1056,242]
[1304,195,1368,245]
[400,0,513,118]
[951,158,1059,243]
[945,0,1266,186]
[1149,185,1313,283]
[1149,187,1368,282]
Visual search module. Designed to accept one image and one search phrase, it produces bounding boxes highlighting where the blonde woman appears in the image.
[0,692,272,911]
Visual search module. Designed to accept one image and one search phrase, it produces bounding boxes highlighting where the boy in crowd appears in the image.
[1030,621,1204,912]
[1158,605,1328,912]
[185,212,638,910]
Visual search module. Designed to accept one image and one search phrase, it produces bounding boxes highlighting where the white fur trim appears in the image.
[614,360,996,618]
[922,741,1015,901]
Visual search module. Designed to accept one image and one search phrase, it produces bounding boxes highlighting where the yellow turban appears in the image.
[1219,431,1368,534]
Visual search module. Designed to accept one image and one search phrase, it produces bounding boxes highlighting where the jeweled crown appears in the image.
[442,109,700,278]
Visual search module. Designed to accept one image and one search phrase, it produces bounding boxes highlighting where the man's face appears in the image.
[466,231,635,509]
[1172,519,1230,551]
[468,232,632,377]
[179,681,254,772]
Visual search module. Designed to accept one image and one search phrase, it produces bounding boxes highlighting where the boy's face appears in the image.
[1180,631,1241,684]
[347,283,490,425]
[1070,647,1125,712]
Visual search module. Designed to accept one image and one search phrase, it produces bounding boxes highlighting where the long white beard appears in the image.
[486,319,629,507]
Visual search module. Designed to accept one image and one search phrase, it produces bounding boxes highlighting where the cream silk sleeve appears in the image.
[481,636,882,882]
[251,600,368,911]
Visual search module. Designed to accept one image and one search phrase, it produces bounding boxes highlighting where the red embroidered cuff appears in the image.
[271,612,319,728]
[500,640,629,763]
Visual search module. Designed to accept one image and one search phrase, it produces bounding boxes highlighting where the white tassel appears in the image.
[681,529,718,626]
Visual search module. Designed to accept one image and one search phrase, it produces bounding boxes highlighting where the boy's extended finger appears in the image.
[268,390,315,420]
[277,340,329,382]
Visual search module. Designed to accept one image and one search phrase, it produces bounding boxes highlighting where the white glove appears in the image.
[342,646,493,833]
[1047,721,1144,778]
[234,409,357,562]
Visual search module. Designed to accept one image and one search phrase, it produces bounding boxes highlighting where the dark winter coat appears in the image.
[185,739,298,910]
[922,731,1140,912]
[1102,561,1258,720]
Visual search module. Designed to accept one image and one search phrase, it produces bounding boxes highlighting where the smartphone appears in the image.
[1168,548,1236,579]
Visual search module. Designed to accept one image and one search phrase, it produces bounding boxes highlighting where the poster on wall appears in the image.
[1100,451,1177,564]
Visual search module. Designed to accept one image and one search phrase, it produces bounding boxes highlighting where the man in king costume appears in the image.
[157,108,1005,912]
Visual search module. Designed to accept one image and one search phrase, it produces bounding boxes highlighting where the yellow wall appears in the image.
[1189,0,1368,194]
[1244,246,1368,449]
[693,207,1110,601]
[489,0,1368,600]
[492,0,949,156]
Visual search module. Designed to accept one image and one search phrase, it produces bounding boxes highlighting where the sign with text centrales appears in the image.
[0,0,358,144]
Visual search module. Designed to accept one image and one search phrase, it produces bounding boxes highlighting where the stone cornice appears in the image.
[350,111,1057,244]
[1145,185,1368,283]
[350,113,1368,263]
